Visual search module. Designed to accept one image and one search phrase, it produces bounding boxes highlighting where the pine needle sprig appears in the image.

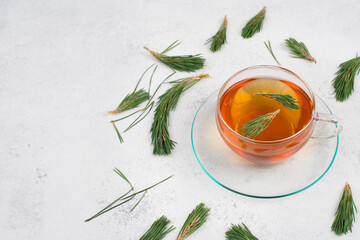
[331,183,358,235]
[264,40,280,65]
[332,55,360,102]
[176,203,210,240]
[140,216,175,240]
[85,175,173,222]
[144,41,205,72]
[225,223,259,240]
[285,38,316,63]
[108,89,150,114]
[239,109,280,139]
[255,93,299,110]
[206,15,228,52]
[108,64,155,114]
[241,7,266,39]
[151,74,210,155]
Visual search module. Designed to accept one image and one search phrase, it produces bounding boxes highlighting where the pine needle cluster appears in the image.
[140,216,175,240]
[332,55,360,102]
[255,93,299,110]
[225,223,258,240]
[241,7,266,39]
[176,203,210,240]
[285,38,316,63]
[206,16,228,52]
[331,183,357,235]
[239,109,280,139]
[151,74,210,155]
[144,41,205,72]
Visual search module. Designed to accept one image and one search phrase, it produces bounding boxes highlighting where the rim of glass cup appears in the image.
[216,65,316,144]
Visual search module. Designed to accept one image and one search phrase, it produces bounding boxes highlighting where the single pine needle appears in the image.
[144,41,205,72]
[140,216,175,240]
[206,15,228,52]
[255,93,299,110]
[113,168,134,190]
[112,121,124,143]
[85,175,173,222]
[240,109,280,139]
[332,55,360,102]
[130,191,147,212]
[225,223,259,240]
[124,102,155,132]
[151,74,210,155]
[285,38,316,63]
[241,7,266,39]
[264,40,281,65]
[331,183,357,235]
[176,203,210,240]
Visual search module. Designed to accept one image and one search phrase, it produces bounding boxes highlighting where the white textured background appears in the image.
[1,0,360,239]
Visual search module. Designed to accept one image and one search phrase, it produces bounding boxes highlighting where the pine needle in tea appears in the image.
[285,38,316,63]
[239,109,280,139]
[225,223,259,240]
[331,183,357,235]
[176,203,210,240]
[255,93,299,110]
[241,7,266,39]
[332,55,360,102]
[144,41,205,72]
[264,40,280,65]
[206,15,228,52]
[151,74,210,155]
[140,215,175,240]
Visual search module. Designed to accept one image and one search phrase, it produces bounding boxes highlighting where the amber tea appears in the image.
[216,77,315,163]
[220,77,313,140]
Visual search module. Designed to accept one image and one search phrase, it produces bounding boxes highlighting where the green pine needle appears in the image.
[332,55,360,102]
[241,7,266,39]
[140,216,175,240]
[239,109,280,139]
[331,183,358,235]
[225,223,259,240]
[285,38,316,63]
[144,41,205,72]
[176,203,210,240]
[206,15,228,52]
[85,175,173,222]
[113,167,134,190]
[151,74,210,155]
[112,121,124,143]
[130,191,147,212]
[264,40,280,65]
[255,93,299,110]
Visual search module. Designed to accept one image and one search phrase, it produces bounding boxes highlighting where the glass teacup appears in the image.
[216,65,342,164]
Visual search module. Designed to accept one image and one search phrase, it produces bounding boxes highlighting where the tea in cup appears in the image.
[216,65,342,164]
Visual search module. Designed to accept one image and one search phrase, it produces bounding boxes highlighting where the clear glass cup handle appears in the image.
[311,112,343,139]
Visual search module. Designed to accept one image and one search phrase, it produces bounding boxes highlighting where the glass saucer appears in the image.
[191,90,339,198]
